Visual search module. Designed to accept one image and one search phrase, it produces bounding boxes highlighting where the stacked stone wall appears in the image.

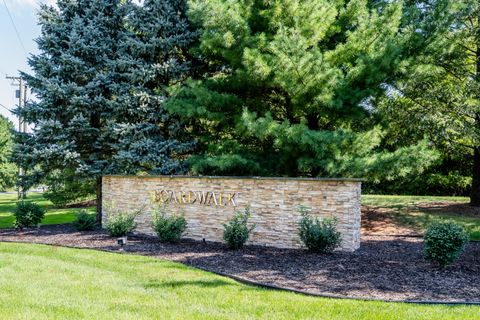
[102,176,362,251]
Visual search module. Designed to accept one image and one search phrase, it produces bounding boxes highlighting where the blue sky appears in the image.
[0,0,55,128]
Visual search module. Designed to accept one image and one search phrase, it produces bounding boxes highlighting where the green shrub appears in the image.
[223,207,256,249]
[104,206,140,237]
[298,206,341,254]
[73,209,96,231]
[152,206,187,243]
[424,221,469,266]
[13,201,46,229]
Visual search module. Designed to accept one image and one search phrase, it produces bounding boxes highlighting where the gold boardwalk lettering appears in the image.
[154,190,238,207]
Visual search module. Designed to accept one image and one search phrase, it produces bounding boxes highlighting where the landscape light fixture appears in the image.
[117,237,127,250]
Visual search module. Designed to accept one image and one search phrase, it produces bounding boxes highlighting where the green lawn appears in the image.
[0,193,94,228]
[362,195,470,208]
[0,242,477,320]
[362,195,480,240]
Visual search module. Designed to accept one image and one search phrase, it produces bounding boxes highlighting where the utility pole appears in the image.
[6,75,23,132]
[6,75,26,199]
[23,82,27,134]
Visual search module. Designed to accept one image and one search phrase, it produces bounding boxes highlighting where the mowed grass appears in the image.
[0,193,94,228]
[0,242,477,320]
[362,195,480,240]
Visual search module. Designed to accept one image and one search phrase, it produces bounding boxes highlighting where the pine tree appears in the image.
[166,0,438,180]
[15,0,196,221]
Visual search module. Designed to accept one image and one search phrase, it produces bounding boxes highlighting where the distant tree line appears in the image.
[0,115,16,191]
[12,0,480,219]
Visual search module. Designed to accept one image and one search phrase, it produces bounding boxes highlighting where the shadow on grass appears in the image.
[415,202,480,218]
[362,200,480,240]
[0,216,15,228]
[394,207,480,240]
[0,210,95,229]
[0,193,49,213]
[144,279,232,289]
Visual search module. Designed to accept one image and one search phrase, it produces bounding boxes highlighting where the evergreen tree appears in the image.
[379,0,480,204]
[166,0,438,181]
[15,0,196,221]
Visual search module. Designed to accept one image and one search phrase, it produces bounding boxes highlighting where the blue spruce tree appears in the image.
[15,0,196,222]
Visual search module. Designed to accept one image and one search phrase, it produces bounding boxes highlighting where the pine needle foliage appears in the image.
[14,0,197,217]
[166,0,439,180]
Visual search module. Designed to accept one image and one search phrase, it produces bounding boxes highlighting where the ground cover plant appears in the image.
[0,193,94,229]
[362,195,480,240]
[0,242,477,320]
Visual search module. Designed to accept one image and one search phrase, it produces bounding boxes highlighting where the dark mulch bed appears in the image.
[0,225,478,303]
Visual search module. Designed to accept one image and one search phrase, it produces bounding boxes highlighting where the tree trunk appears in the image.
[473,15,480,206]
[90,111,103,224]
[470,147,480,206]
[96,176,103,225]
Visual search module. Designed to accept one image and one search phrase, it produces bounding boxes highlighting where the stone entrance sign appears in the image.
[102,175,362,251]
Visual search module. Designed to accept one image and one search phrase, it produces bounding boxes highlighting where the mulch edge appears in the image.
[193,266,480,306]
[1,239,479,306]
[365,234,480,242]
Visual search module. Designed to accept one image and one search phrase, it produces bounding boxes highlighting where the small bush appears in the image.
[223,207,256,249]
[104,206,140,237]
[152,206,187,243]
[73,209,96,231]
[13,201,46,229]
[424,221,469,266]
[298,206,341,254]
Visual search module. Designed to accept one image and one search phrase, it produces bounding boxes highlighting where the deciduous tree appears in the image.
[379,0,480,204]
[0,116,16,191]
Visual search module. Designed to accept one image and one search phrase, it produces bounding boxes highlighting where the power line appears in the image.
[0,102,13,113]
[1,0,28,56]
